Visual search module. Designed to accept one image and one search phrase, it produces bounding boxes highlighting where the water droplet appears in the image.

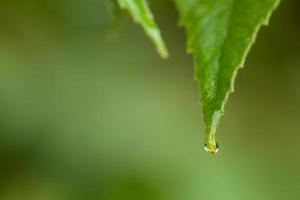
[204,141,219,155]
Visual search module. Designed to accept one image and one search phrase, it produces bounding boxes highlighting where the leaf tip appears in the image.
[204,134,219,155]
[156,43,169,59]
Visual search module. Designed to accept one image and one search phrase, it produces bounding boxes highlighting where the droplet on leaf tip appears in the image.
[204,141,219,155]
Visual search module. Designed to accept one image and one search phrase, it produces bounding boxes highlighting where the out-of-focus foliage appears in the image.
[0,0,299,200]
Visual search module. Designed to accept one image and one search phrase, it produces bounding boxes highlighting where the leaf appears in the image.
[174,0,280,153]
[117,0,169,58]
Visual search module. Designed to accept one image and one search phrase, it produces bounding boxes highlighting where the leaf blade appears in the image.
[175,0,280,153]
[118,0,169,58]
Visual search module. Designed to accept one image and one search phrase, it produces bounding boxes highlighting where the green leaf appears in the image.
[117,0,169,58]
[174,0,280,153]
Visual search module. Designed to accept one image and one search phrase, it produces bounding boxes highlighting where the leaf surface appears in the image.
[117,0,168,58]
[174,0,280,153]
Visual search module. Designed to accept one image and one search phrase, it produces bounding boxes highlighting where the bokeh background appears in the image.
[0,0,299,199]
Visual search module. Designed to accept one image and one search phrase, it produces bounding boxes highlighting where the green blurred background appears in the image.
[0,0,299,199]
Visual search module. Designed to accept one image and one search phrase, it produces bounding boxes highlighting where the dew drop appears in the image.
[204,141,219,155]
